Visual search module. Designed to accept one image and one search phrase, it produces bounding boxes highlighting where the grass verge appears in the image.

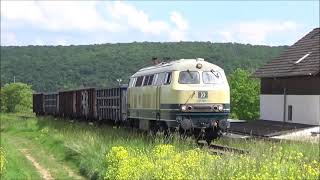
[1,113,319,180]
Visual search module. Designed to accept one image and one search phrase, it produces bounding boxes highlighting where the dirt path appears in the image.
[47,154,84,180]
[20,149,54,180]
[3,133,85,180]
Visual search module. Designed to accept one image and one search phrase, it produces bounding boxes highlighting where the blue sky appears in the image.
[1,1,319,46]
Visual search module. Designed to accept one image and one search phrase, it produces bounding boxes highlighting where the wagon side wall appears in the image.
[44,93,58,115]
[96,86,127,122]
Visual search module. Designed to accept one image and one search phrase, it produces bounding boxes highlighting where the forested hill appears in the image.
[1,42,286,92]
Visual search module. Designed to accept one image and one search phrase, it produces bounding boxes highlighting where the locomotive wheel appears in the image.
[179,126,188,139]
[193,128,204,142]
[158,121,169,137]
[150,121,169,137]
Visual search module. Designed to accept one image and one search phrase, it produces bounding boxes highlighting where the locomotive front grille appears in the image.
[192,105,213,112]
[193,105,212,110]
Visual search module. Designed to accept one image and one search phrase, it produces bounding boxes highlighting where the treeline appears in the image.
[1,42,285,92]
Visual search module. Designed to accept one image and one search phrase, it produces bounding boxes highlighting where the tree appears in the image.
[228,69,260,120]
[0,83,33,113]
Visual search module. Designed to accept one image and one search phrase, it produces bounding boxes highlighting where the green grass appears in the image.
[1,134,41,180]
[1,113,319,180]
[0,113,195,179]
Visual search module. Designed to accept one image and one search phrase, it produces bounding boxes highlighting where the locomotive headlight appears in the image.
[212,105,218,111]
[181,105,187,112]
[212,104,223,112]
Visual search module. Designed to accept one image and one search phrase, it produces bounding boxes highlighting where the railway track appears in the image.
[197,141,249,155]
[209,144,249,154]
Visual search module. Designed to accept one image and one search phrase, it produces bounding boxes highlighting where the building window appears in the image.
[288,105,293,121]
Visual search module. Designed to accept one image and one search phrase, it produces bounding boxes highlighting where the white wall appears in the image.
[260,95,320,125]
[260,95,284,122]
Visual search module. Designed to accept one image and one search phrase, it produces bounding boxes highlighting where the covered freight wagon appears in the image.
[33,93,44,115]
[96,85,128,123]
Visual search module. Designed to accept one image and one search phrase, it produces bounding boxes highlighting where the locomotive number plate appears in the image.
[198,91,208,99]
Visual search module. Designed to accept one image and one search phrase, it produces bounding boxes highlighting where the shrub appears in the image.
[228,68,260,120]
[0,83,33,113]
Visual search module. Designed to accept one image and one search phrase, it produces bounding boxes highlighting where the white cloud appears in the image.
[218,20,300,45]
[1,1,44,24]
[1,1,190,44]
[1,1,122,32]
[1,31,17,45]
[108,1,170,35]
[170,11,188,31]
[108,1,189,41]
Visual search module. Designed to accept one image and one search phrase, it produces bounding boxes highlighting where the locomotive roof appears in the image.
[131,58,224,77]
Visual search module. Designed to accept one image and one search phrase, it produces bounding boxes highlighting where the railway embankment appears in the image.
[1,113,319,180]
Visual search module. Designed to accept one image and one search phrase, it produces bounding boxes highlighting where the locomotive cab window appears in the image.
[164,72,172,85]
[143,76,150,86]
[129,78,136,87]
[135,76,144,87]
[156,73,166,85]
[178,71,200,84]
[152,74,158,85]
[147,74,154,85]
[203,71,223,84]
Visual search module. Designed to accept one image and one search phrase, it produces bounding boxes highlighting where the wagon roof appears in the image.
[253,27,320,78]
[58,87,96,93]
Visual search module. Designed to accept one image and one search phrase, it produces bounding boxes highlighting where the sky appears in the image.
[1,1,319,46]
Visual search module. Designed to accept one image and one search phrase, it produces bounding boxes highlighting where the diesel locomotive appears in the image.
[33,58,230,143]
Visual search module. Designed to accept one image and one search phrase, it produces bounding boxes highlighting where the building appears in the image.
[254,28,320,125]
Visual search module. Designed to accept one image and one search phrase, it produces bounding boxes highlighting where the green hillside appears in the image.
[0,42,286,92]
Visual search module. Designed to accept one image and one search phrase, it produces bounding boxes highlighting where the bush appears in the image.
[228,69,260,120]
[0,83,33,113]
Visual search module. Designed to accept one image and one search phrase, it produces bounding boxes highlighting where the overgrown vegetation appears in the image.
[0,147,6,177]
[105,144,320,180]
[0,83,33,113]
[1,42,285,92]
[229,69,260,120]
[1,114,319,180]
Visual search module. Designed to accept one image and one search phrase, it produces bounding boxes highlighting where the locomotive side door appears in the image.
[155,83,161,121]
[155,73,165,121]
[155,72,172,121]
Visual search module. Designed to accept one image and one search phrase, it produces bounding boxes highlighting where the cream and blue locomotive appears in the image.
[127,58,230,142]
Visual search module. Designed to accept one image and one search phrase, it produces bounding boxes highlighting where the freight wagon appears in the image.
[96,85,128,123]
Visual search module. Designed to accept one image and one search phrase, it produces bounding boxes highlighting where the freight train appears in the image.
[33,58,230,143]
